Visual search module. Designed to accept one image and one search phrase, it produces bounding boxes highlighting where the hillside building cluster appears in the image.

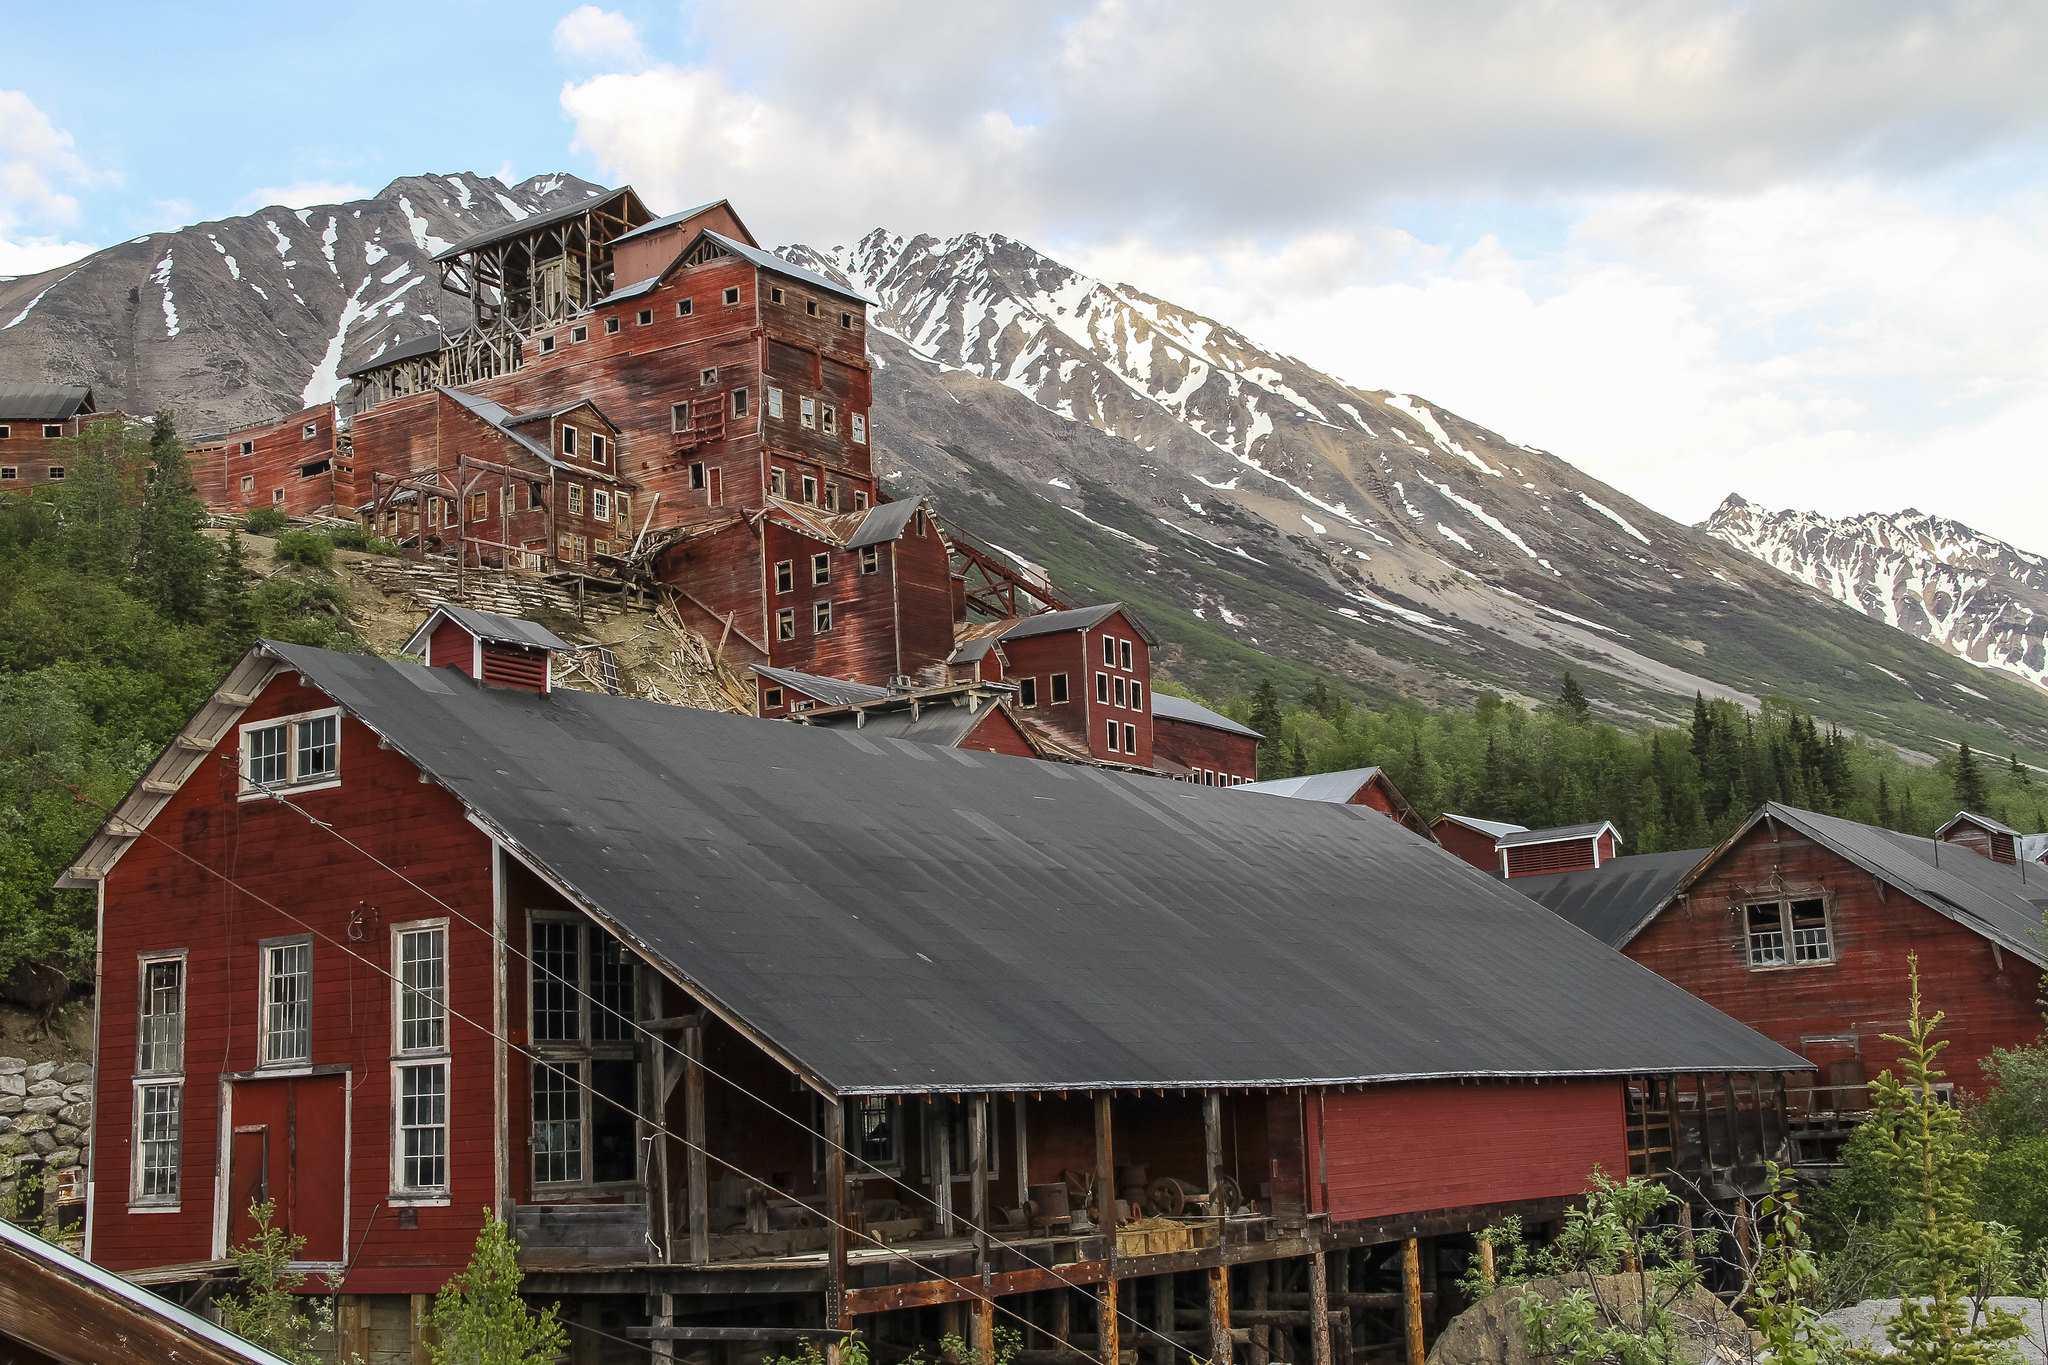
[10,185,2046,1365]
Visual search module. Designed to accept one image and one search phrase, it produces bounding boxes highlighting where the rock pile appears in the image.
[0,1057,93,1219]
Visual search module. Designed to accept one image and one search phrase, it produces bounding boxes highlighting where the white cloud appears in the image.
[0,91,100,283]
[552,5,648,69]
[0,237,96,278]
[232,181,370,214]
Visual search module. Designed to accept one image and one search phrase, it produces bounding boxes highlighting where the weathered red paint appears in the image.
[1152,714,1258,786]
[1432,818,1504,872]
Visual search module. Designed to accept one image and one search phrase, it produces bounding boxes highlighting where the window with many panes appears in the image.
[1746,897,1832,968]
[240,709,341,796]
[131,952,186,1207]
[134,1081,181,1204]
[260,938,312,1065]
[848,1096,903,1174]
[137,955,185,1075]
[529,918,638,1188]
[391,921,451,1200]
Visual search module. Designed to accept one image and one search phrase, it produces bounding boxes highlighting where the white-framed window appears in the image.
[44,423,63,439]
[852,413,866,444]
[800,397,817,429]
[677,297,694,317]
[1120,639,1133,670]
[239,708,342,797]
[637,308,653,326]
[616,493,630,526]
[732,388,748,419]
[240,474,254,495]
[270,486,282,505]
[561,425,578,458]
[540,335,556,354]
[672,402,691,433]
[239,440,255,456]
[132,1080,182,1206]
[0,425,9,439]
[137,953,186,1076]
[1051,673,1069,704]
[528,917,638,1189]
[814,600,832,634]
[1106,720,1121,753]
[1103,636,1116,667]
[801,473,817,504]
[391,919,450,1199]
[1746,898,1832,968]
[0,467,15,482]
[768,388,783,420]
[723,286,741,305]
[302,424,318,441]
[812,552,830,585]
[854,490,868,511]
[775,559,794,593]
[769,467,787,497]
[395,1061,449,1194]
[604,316,620,335]
[570,324,588,343]
[1131,681,1144,711]
[590,433,608,466]
[822,406,836,435]
[859,545,879,574]
[700,367,718,387]
[1114,676,1127,708]
[1096,672,1109,704]
[1124,723,1137,753]
[568,484,584,515]
[593,489,612,522]
[395,922,447,1054]
[777,608,796,640]
[259,937,312,1066]
[1019,677,1038,707]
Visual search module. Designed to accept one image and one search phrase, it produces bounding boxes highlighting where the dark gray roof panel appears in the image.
[1511,849,1709,947]
[845,500,925,548]
[1437,813,1528,840]
[753,666,893,707]
[401,605,573,656]
[999,604,1123,642]
[0,382,91,421]
[1152,693,1262,739]
[699,232,877,306]
[432,187,642,262]
[255,641,1807,1092]
[1238,768,1385,802]
[342,333,445,378]
[612,202,722,246]
[1498,822,1619,849]
[1937,810,2021,839]
[806,701,992,748]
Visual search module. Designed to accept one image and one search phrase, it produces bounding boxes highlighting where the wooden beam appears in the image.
[685,1024,710,1264]
[1096,1093,1118,1365]
[628,1327,869,1342]
[1209,1264,1234,1365]
[1402,1240,1424,1365]
[826,1094,849,1335]
[1309,1251,1331,1365]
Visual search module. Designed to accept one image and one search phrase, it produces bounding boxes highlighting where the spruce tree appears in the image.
[1557,672,1591,724]
[1689,691,1712,762]
[2010,752,2030,788]
[1952,742,1988,814]
[429,1209,569,1365]
[213,530,259,657]
[1876,773,1894,829]
[133,411,213,621]
[1249,677,1285,778]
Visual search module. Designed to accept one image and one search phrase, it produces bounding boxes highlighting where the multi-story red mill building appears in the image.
[186,189,1269,789]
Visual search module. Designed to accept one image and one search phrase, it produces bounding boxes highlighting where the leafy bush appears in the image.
[241,505,289,535]
[271,530,333,569]
[329,523,401,556]
[428,1209,568,1364]
[217,1200,330,1363]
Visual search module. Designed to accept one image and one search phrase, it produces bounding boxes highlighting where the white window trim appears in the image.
[257,934,314,1069]
[391,918,450,1058]
[129,1077,184,1211]
[526,912,639,1193]
[238,706,343,801]
[801,396,817,429]
[1744,894,1835,971]
[768,387,783,419]
[388,1057,452,1204]
[852,413,866,444]
[136,949,189,1078]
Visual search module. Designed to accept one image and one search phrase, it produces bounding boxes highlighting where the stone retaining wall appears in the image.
[0,1056,94,1235]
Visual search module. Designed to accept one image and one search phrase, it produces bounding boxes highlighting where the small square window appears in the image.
[770,286,785,304]
[270,486,282,504]
[768,388,783,419]
[776,560,794,593]
[732,388,748,418]
[1020,677,1038,707]
[764,687,783,709]
[841,312,853,329]
[637,308,653,326]
[570,325,588,343]
[1051,673,1069,704]
[604,316,619,334]
[854,490,869,511]
[540,335,556,353]
[0,425,9,438]
[240,475,254,494]
[701,367,718,386]
[690,461,706,490]
[0,467,14,481]
[812,552,830,585]
[814,601,832,634]
[677,298,694,317]
[859,545,879,574]
[43,423,62,438]
[302,424,318,441]
[805,299,818,317]
[770,468,787,497]
[777,608,795,641]
[239,440,255,456]
[724,287,741,305]
[852,413,866,444]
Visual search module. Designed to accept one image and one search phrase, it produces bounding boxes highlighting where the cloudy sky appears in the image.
[8,1,2048,544]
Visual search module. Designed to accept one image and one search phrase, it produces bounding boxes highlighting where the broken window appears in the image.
[540,335,556,354]
[822,406,836,435]
[302,423,318,441]
[777,608,795,640]
[764,687,783,709]
[859,545,879,575]
[801,474,818,504]
[771,286,785,304]
[673,403,691,432]
[137,956,185,1076]
[1131,681,1144,712]
[562,425,578,458]
[854,489,868,511]
[732,388,748,419]
[770,467,787,498]
[690,462,706,490]
[842,312,854,329]
[814,601,832,634]
[724,286,741,305]
[616,493,630,527]
[590,434,607,466]
[1107,720,1121,753]
[1124,723,1137,753]
[135,1082,181,1204]
[677,297,694,317]
[43,423,62,438]
[701,367,718,387]
[776,560,794,593]
[604,316,620,334]
[1103,636,1117,667]
[570,325,588,343]
[1114,676,1127,708]
[805,299,818,317]
[1051,673,1069,704]
[1746,904,1788,967]
[1020,677,1038,707]
[801,397,817,429]
[812,553,830,585]
[1790,898,1831,962]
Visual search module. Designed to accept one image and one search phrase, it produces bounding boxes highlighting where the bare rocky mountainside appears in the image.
[4,176,2046,758]
[1704,494,2048,692]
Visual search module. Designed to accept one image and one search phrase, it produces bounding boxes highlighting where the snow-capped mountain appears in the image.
[1704,495,2048,690]
[7,180,2048,754]
[0,172,609,434]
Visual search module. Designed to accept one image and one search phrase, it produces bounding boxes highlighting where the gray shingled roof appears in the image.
[1237,767,1390,803]
[698,231,877,307]
[1000,603,1161,645]
[800,695,1018,749]
[1436,813,1529,840]
[845,499,926,548]
[1152,693,1262,739]
[1936,810,2022,839]
[1511,849,1711,947]
[753,666,894,708]
[0,382,92,421]
[1498,821,1622,850]
[401,604,573,656]
[611,201,725,246]
[1676,803,2048,965]
[122,640,1803,1092]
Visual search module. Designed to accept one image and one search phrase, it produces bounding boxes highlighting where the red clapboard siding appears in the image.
[1626,826,2045,1096]
[2,413,128,495]
[1505,838,1598,878]
[91,674,497,1290]
[428,619,473,674]
[963,708,1037,758]
[1322,1081,1625,1223]
[1432,820,1503,872]
[184,405,339,516]
[1151,715,1258,785]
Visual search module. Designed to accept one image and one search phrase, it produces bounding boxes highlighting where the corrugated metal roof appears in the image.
[1237,767,1387,803]
[0,382,91,421]
[1151,693,1262,739]
[612,201,724,246]
[215,642,1806,1090]
[1511,849,1710,947]
[432,186,645,262]
[401,605,573,656]
[1437,813,1529,840]
[804,698,1002,748]
[698,232,877,307]
[753,665,894,707]
[1000,603,1129,643]
[594,275,662,304]
[1498,821,1622,850]
[1936,810,2021,839]
[436,386,559,467]
[341,332,445,378]
[845,499,926,548]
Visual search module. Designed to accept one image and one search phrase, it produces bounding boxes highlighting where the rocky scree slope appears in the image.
[784,230,2048,756]
[0,172,612,435]
[1705,494,2048,694]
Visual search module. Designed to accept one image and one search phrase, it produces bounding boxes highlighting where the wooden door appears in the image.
[226,1076,348,1261]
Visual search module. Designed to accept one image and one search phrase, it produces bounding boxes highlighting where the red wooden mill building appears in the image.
[64,615,1802,1362]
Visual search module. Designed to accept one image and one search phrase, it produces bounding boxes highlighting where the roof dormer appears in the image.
[402,605,571,694]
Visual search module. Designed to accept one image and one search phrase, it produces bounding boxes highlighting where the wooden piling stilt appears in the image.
[1402,1239,1425,1365]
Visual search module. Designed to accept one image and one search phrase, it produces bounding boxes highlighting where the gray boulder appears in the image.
[56,1104,90,1127]
[53,1063,91,1085]
[45,1147,79,1169]
[0,1073,24,1098]
[28,1130,56,1155]
[22,1096,63,1115]
[25,1063,54,1083]
[0,1095,20,1115]
[0,1057,24,1076]
[27,1080,61,1098]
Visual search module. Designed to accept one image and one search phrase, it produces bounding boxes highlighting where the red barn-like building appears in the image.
[1150,693,1262,786]
[1431,814,1528,872]
[1497,822,1622,878]
[64,619,1801,1358]
[1235,766,1438,843]
[0,384,126,492]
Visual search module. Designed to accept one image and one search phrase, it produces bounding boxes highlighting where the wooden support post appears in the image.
[1203,1091,1223,1192]
[685,1024,709,1264]
[1751,1072,1771,1161]
[1052,1287,1071,1351]
[1477,1239,1495,1288]
[1678,1202,1695,1265]
[1208,1265,1234,1365]
[975,1297,998,1365]
[648,1293,675,1363]
[1402,1239,1425,1365]
[1016,1095,1031,1213]
[410,1292,434,1364]
[1309,1251,1331,1365]
[1154,1273,1177,1365]
[1249,1260,1270,1365]
[971,1095,990,1267]
[336,1295,369,1365]
[1694,1073,1714,1169]
[934,1101,955,1237]
[1097,1093,1119,1365]
[827,1095,850,1337]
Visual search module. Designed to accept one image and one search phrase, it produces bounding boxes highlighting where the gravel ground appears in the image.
[1821,1298,2048,1364]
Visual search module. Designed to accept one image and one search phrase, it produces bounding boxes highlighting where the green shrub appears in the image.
[270,531,332,569]
[329,523,370,550]
[240,506,289,535]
